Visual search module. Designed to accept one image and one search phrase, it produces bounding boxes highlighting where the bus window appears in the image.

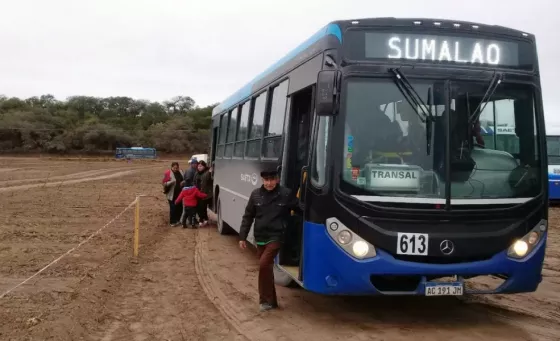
[263,80,289,158]
[246,91,267,158]
[449,83,538,200]
[266,80,289,137]
[478,99,519,155]
[478,100,496,149]
[217,113,228,158]
[495,100,519,154]
[225,108,238,158]
[234,101,250,158]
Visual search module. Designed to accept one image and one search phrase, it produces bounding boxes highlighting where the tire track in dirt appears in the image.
[195,236,290,341]
[0,166,145,187]
[195,227,546,341]
[0,169,141,193]
[463,304,560,341]
[92,227,245,341]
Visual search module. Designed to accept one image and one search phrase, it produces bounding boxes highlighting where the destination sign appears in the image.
[344,30,535,69]
[367,164,422,192]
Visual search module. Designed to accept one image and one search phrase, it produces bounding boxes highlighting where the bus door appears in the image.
[279,86,314,274]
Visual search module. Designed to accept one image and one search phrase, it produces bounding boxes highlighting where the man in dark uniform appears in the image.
[238,168,299,312]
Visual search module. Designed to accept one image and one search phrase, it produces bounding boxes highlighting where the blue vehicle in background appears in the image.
[115,147,157,160]
[547,135,560,201]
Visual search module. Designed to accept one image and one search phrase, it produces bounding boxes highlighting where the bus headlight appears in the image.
[326,217,377,260]
[527,231,539,245]
[507,219,547,259]
[511,240,528,257]
[352,241,369,258]
[337,230,352,245]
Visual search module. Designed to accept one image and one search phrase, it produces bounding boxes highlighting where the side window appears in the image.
[234,101,250,158]
[246,91,267,158]
[311,116,330,187]
[266,80,289,137]
[478,99,519,154]
[216,113,228,158]
[479,102,496,149]
[495,100,518,154]
[225,108,238,158]
[263,80,289,158]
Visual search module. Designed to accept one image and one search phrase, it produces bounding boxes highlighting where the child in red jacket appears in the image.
[175,180,207,228]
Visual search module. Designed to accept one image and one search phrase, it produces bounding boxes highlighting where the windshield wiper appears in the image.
[468,72,503,125]
[389,68,435,155]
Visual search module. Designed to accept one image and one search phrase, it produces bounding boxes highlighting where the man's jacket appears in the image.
[239,185,299,243]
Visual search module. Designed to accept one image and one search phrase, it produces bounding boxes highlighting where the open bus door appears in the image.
[275,86,314,286]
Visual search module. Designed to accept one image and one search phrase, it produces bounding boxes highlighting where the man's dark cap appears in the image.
[260,168,278,178]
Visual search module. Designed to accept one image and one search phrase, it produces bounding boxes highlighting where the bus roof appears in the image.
[212,17,535,117]
[212,23,342,117]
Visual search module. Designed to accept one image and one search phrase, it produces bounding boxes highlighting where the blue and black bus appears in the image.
[115,147,157,159]
[547,134,560,201]
[210,18,547,296]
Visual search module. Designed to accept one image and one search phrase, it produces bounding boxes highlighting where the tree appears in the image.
[164,96,195,115]
[0,94,215,155]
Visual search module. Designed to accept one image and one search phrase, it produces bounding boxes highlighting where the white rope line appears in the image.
[0,198,138,299]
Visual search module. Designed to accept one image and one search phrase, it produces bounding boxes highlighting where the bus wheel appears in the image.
[217,198,232,235]
[274,264,295,287]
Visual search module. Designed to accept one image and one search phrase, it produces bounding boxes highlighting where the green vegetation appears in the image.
[0,95,215,155]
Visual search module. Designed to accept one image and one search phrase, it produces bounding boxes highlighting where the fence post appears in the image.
[133,196,140,257]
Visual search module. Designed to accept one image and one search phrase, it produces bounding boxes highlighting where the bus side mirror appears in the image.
[316,70,341,116]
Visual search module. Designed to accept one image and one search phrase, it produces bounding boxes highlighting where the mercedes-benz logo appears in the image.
[440,240,454,255]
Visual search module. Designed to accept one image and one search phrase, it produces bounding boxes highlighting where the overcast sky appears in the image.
[0,0,558,130]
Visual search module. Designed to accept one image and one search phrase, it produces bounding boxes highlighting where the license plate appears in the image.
[425,282,463,296]
[396,232,428,256]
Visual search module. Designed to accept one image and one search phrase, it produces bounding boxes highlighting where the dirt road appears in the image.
[0,157,559,341]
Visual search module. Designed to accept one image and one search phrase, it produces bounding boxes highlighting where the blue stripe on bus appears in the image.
[212,23,342,116]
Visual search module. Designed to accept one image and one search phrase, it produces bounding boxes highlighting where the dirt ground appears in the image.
[0,157,558,341]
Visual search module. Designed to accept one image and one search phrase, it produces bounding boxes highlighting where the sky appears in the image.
[0,0,558,130]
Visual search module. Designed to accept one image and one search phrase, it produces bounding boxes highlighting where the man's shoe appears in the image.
[259,303,275,312]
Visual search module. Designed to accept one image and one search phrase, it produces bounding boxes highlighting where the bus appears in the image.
[210,18,547,296]
[547,134,560,201]
[115,147,157,159]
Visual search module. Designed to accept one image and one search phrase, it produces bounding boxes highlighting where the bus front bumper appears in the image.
[301,222,547,295]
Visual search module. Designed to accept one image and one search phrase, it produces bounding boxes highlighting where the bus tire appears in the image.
[217,198,233,235]
[274,264,295,287]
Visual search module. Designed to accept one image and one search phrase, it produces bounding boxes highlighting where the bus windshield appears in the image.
[340,78,541,203]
